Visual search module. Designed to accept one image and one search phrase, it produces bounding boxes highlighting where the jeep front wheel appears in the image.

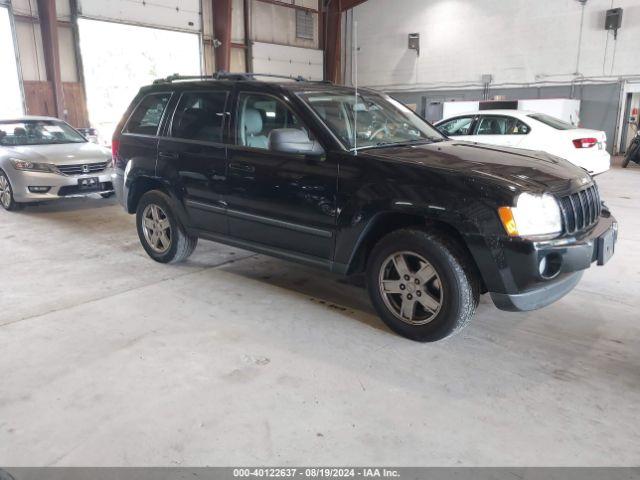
[366,229,479,342]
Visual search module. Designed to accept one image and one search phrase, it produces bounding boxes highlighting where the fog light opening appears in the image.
[539,253,562,279]
[28,186,51,193]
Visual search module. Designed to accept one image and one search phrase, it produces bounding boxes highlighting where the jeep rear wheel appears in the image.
[136,190,197,263]
[366,228,479,342]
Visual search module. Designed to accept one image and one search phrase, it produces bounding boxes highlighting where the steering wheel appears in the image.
[370,124,390,140]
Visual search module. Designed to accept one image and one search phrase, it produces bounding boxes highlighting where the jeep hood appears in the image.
[361,140,591,193]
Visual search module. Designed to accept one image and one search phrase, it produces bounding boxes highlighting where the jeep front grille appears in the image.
[558,184,601,234]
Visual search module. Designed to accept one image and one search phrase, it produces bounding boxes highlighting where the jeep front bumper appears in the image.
[488,214,618,312]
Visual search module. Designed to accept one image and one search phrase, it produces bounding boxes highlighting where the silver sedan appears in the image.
[0,116,114,211]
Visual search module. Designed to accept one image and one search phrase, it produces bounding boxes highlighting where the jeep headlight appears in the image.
[498,193,562,237]
[11,159,59,173]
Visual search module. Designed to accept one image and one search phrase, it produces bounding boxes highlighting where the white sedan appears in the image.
[434,110,610,175]
[0,117,113,211]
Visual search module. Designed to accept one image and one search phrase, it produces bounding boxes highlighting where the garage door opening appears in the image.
[77,18,201,144]
[0,6,23,118]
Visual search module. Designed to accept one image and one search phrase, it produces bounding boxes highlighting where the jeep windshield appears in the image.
[0,120,86,146]
[297,91,444,151]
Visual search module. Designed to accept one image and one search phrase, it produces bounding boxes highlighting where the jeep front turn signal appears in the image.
[498,206,518,237]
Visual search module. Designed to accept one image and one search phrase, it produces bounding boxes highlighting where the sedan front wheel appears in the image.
[0,170,22,211]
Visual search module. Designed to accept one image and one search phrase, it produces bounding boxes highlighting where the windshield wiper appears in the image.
[390,138,445,147]
[351,138,443,152]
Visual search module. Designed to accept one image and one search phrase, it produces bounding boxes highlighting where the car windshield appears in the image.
[527,113,575,130]
[0,120,86,146]
[297,90,445,151]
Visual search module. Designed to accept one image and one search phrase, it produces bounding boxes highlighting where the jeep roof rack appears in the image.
[152,71,330,85]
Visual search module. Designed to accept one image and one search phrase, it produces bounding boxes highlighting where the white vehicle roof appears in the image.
[437,110,540,122]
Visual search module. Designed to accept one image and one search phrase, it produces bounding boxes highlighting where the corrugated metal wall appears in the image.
[1,0,324,126]
[77,0,201,32]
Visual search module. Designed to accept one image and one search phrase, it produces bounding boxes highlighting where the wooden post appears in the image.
[37,0,64,118]
[323,0,367,84]
[213,0,233,72]
[324,0,342,84]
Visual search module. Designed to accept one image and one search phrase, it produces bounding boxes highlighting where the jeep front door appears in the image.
[225,92,337,262]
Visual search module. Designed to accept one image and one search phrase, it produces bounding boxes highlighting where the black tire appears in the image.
[366,228,479,342]
[136,190,197,263]
[100,192,115,199]
[0,169,23,212]
[624,141,640,168]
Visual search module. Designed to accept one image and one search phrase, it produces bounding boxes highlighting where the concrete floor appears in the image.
[0,164,639,466]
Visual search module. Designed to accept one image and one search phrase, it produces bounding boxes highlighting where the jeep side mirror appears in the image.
[268,128,325,156]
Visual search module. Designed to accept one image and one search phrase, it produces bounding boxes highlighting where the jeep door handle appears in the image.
[159,151,179,160]
[229,162,255,173]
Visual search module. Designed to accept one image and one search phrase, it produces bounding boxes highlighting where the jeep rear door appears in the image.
[156,87,231,234]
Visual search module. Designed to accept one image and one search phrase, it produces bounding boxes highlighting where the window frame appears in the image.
[294,91,351,151]
[295,9,315,40]
[165,89,231,147]
[473,115,532,136]
[437,115,477,136]
[122,91,174,138]
[233,91,316,153]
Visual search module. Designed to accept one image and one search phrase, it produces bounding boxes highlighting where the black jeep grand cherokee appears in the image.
[112,73,617,342]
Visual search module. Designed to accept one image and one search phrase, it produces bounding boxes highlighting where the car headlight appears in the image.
[498,193,562,237]
[11,159,59,174]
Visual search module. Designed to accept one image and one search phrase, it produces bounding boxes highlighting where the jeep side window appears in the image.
[124,93,171,136]
[237,93,308,150]
[171,91,228,143]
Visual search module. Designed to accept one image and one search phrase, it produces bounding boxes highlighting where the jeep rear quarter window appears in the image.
[124,93,171,136]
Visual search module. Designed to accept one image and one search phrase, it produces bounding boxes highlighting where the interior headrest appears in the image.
[244,108,263,135]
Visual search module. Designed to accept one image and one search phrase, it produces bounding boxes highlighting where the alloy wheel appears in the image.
[0,174,11,209]
[141,204,172,254]
[378,251,443,325]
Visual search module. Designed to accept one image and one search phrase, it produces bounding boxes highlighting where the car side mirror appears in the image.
[268,128,325,156]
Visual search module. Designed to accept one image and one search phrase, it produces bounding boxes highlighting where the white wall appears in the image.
[347,0,640,89]
[58,25,78,82]
[0,6,23,117]
[13,20,46,82]
[252,42,323,80]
